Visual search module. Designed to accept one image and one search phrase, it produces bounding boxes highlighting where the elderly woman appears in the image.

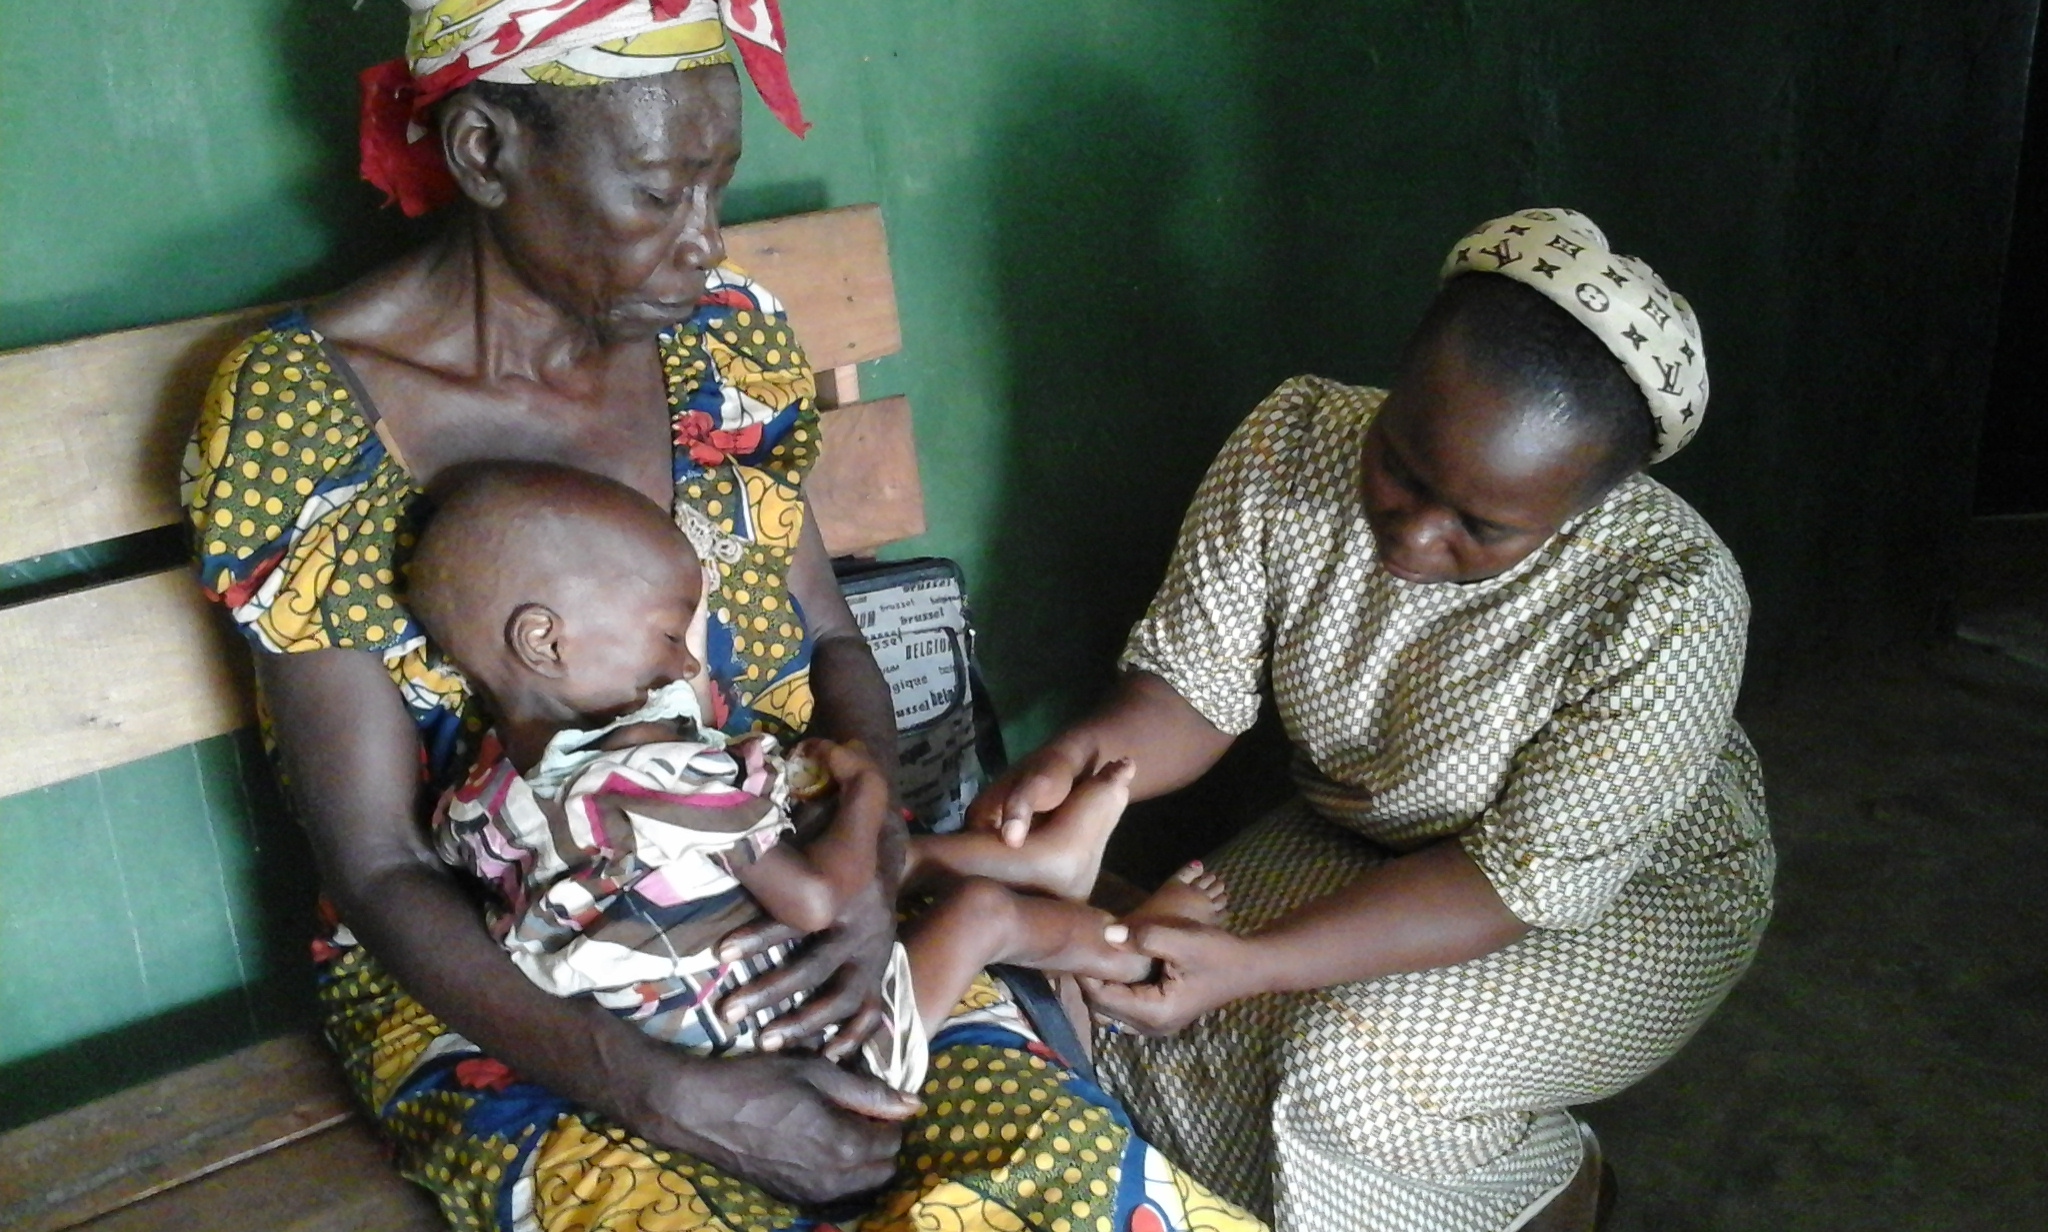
[974,210,1776,1231]
[183,4,1259,1230]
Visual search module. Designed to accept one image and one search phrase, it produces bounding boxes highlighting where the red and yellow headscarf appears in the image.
[361,0,808,217]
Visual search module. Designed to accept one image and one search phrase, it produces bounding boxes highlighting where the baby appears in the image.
[408,461,1225,1092]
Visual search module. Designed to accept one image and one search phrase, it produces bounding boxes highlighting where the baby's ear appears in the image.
[507,603,567,677]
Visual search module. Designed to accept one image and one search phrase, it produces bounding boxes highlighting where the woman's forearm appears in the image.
[334,859,684,1121]
[713,508,910,1051]
[787,506,906,880]
[258,649,692,1137]
[805,628,906,880]
[730,740,893,932]
[806,632,899,773]
[1244,840,1532,994]
[788,505,899,777]
[969,670,1237,840]
[1044,671,1238,803]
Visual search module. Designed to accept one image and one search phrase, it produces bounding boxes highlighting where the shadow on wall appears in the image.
[271,2,430,302]
[0,733,321,1133]
[724,179,831,228]
[973,67,1244,738]
[0,3,424,352]
[966,63,1299,878]
[1239,0,2038,695]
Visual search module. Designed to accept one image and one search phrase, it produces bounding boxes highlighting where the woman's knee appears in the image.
[1268,988,1544,1179]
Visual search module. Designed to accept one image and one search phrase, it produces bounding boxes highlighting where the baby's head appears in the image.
[409,462,705,728]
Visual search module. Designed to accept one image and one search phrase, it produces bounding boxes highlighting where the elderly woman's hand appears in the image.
[1081,919,1266,1037]
[625,1046,919,1204]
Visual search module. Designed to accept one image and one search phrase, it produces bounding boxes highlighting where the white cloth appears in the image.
[526,679,723,796]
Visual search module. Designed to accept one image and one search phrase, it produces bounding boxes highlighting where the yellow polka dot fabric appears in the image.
[183,327,419,656]
[319,942,1266,1232]
[181,268,828,788]
[663,279,825,739]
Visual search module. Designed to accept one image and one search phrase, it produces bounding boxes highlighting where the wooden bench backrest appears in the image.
[0,204,923,798]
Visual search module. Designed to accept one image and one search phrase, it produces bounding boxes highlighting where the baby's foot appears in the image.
[1120,861,1229,930]
[1009,759,1135,900]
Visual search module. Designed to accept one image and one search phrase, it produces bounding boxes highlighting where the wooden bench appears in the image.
[0,204,924,1232]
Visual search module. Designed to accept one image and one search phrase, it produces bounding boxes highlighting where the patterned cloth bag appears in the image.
[834,557,1007,834]
[834,558,1097,1077]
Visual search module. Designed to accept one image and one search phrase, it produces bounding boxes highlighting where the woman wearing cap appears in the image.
[183,3,1262,1230]
[973,210,1776,1231]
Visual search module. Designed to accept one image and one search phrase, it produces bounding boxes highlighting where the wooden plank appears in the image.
[724,204,901,370]
[0,1033,360,1232]
[0,567,253,797]
[0,205,899,564]
[810,396,925,557]
[75,1119,442,1232]
[0,397,916,795]
[0,306,275,563]
[0,398,916,796]
[814,363,861,410]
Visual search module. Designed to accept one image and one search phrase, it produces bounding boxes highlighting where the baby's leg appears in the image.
[907,760,1134,901]
[901,875,1154,1035]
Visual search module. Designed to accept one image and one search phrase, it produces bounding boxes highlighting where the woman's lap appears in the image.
[1094,799,1764,1229]
[317,939,1265,1232]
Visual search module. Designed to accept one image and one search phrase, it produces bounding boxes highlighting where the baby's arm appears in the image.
[581,742,887,935]
[722,741,889,933]
[727,842,867,934]
[573,798,864,935]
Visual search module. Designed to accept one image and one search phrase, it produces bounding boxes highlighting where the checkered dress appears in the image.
[1093,377,1775,1231]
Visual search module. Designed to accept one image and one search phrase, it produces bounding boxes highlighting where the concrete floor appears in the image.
[1593,520,2048,1230]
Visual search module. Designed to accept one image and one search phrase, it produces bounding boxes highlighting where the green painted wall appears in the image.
[1255,2,2041,691]
[0,1,2035,1120]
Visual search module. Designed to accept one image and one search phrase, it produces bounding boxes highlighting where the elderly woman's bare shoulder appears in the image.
[301,246,473,361]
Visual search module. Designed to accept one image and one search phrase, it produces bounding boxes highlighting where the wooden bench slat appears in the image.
[0,204,901,565]
[0,308,273,564]
[725,203,902,370]
[811,396,926,557]
[0,1033,360,1232]
[0,395,918,796]
[0,566,255,797]
[75,1119,442,1232]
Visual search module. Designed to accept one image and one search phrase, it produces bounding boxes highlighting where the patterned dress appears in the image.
[1093,377,1775,1232]
[182,272,1263,1232]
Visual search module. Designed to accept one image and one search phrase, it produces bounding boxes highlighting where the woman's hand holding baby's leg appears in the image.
[907,759,1135,901]
[901,876,1155,1032]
